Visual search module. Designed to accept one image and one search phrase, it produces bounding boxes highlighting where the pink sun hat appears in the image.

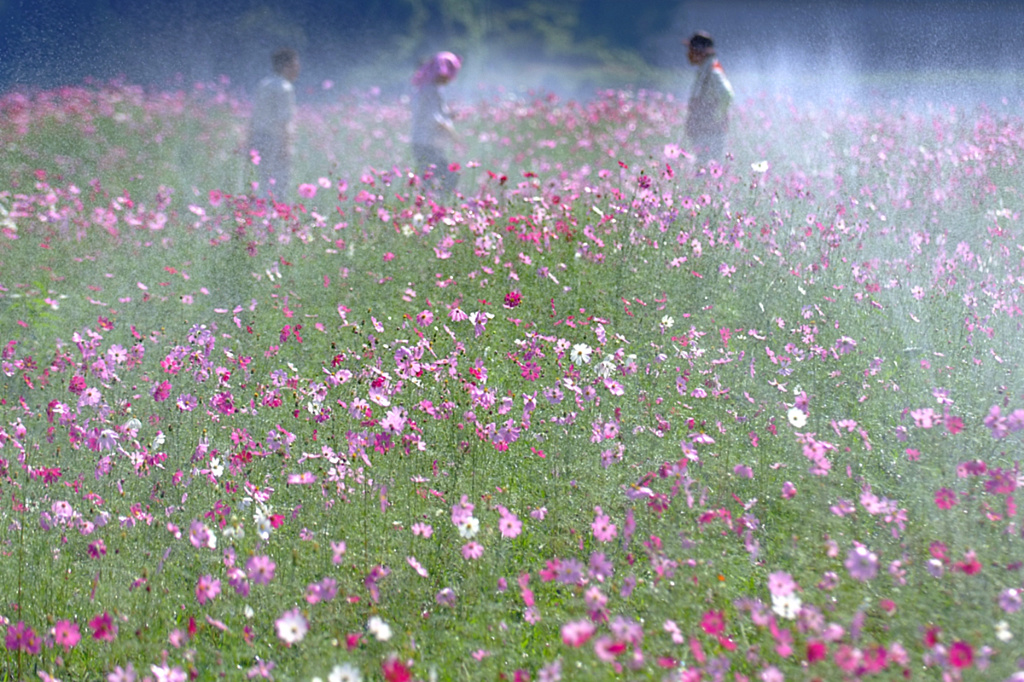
[412,51,462,88]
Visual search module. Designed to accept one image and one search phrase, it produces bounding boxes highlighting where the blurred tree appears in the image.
[397,0,660,68]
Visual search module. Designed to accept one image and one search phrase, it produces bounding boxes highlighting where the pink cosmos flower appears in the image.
[498,509,523,539]
[845,544,879,581]
[189,521,216,549]
[561,619,596,647]
[461,541,483,560]
[246,554,276,585]
[151,664,187,682]
[305,577,338,604]
[999,587,1022,613]
[909,407,938,428]
[297,183,317,199]
[436,588,457,607]
[195,574,221,605]
[407,555,429,577]
[53,619,81,651]
[781,481,797,499]
[381,406,407,434]
[767,571,797,597]
[984,405,1008,438]
[833,644,862,672]
[106,664,137,682]
[591,508,617,542]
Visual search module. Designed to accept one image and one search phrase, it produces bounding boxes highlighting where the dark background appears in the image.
[2,0,1024,100]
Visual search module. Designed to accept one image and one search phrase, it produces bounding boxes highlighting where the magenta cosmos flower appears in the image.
[89,612,117,642]
[5,621,41,654]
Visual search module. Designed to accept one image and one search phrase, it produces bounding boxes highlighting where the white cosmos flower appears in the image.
[457,516,480,539]
[661,315,675,329]
[367,616,392,642]
[275,608,308,645]
[328,663,363,682]
[771,592,802,620]
[254,511,272,540]
[787,407,808,428]
[570,343,593,365]
[595,356,615,379]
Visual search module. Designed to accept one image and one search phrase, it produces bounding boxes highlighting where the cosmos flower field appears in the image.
[1,79,1024,681]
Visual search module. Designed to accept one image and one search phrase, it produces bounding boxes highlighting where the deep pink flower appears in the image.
[700,610,725,635]
[382,657,411,682]
[89,612,117,642]
[948,640,973,668]
[806,640,827,663]
[151,380,171,402]
[68,375,86,395]
[211,392,235,415]
[934,487,957,509]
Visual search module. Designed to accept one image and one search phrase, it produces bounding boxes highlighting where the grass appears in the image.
[0,78,1022,680]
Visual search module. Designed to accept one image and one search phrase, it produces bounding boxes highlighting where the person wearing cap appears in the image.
[684,32,733,163]
[248,47,300,200]
[410,51,462,193]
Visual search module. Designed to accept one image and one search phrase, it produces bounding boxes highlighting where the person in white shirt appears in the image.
[410,51,461,193]
[684,32,733,164]
[249,48,299,200]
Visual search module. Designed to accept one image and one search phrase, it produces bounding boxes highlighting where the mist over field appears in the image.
[3,0,1024,105]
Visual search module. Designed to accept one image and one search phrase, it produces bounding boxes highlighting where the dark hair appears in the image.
[688,32,714,51]
[272,48,299,73]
